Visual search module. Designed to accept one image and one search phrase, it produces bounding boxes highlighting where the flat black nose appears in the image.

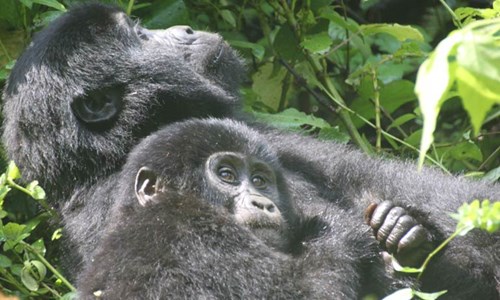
[251,198,277,214]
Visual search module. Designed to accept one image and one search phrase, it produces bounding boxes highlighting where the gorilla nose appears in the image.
[251,197,277,215]
[167,26,197,42]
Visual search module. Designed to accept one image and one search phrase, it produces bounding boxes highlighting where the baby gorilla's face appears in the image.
[205,151,291,251]
[205,152,283,228]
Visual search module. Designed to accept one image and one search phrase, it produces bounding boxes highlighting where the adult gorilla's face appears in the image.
[2,4,244,198]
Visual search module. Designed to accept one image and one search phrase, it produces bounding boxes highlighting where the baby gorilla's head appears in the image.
[125,118,299,251]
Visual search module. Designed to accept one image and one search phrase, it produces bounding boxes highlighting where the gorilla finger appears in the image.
[364,202,378,224]
[397,225,431,253]
[369,200,395,231]
[376,206,405,243]
[385,215,418,254]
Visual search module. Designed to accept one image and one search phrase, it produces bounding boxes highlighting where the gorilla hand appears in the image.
[365,200,434,267]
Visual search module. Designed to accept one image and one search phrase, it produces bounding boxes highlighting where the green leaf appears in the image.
[31,0,65,11]
[482,166,500,183]
[229,40,265,61]
[301,32,332,54]
[447,142,483,162]
[141,0,189,29]
[30,260,47,281]
[360,24,424,42]
[31,239,46,256]
[0,254,12,268]
[219,10,236,27]
[415,32,460,168]
[274,25,303,61]
[452,200,500,234]
[416,19,500,166]
[51,228,63,241]
[19,0,33,9]
[388,114,416,130]
[21,265,39,291]
[0,174,6,186]
[320,7,359,32]
[31,186,46,200]
[251,63,287,111]
[61,292,78,300]
[318,127,350,143]
[391,258,422,274]
[3,222,27,241]
[0,186,11,202]
[454,19,500,133]
[2,223,30,250]
[6,161,21,181]
[33,10,64,28]
[253,108,331,131]
[382,288,414,300]
[413,290,448,300]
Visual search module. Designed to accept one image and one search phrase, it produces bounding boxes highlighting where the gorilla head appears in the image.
[2,4,244,200]
[115,118,299,250]
[76,118,302,299]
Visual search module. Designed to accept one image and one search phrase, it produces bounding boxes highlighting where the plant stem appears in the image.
[126,0,135,15]
[6,178,57,218]
[0,269,31,295]
[24,243,76,292]
[0,38,12,61]
[438,0,462,28]
[372,69,382,152]
[417,227,466,280]
[269,0,373,154]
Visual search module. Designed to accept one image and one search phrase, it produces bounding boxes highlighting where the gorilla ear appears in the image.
[135,167,158,207]
[71,85,125,130]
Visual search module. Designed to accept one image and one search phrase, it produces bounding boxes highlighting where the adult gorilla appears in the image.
[2,3,499,299]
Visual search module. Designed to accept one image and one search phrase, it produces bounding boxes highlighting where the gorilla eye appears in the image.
[217,167,237,184]
[251,176,267,189]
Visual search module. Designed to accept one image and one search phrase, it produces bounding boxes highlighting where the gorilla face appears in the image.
[2,4,244,199]
[205,151,283,228]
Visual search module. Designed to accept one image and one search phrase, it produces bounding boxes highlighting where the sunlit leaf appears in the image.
[32,0,65,11]
[6,161,21,181]
[360,24,424,42]
[382,288,413,300]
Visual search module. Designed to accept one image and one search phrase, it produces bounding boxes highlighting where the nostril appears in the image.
[251,201,264,210]
[185,27,194,34]
[266,204,275,213]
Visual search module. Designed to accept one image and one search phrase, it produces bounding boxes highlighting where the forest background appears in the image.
[0,0,499,299]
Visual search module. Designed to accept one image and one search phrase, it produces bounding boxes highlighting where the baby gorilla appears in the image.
[77,118,408,299]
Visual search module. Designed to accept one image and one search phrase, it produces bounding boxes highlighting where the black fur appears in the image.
[1,4,499,299]
[77,118,400,299]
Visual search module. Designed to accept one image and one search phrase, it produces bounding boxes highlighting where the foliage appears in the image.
[0,0,499,298]
[416,13,500,169]
[0,162,75,298]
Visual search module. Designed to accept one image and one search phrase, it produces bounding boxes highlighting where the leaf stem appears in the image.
[268,0,373,154]
[126,0,135,15]
[417,226,466,280]
[6,178,57,218]
[438,0,462,28]
[24,243,76,292]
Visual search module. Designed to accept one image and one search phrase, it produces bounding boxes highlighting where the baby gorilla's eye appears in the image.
[251,175,267,189]
[217,167,237,184]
